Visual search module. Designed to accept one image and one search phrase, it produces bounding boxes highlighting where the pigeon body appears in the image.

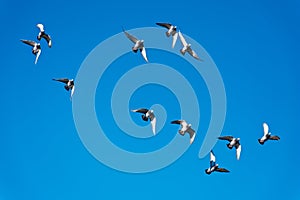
[156,22,178,48]
[37,24,52,47]
[123,28,148,62]
[171,120,196,144]
[205,151,230,175]
[258,123,280,145]
[131,108,156,135]
[52,78,75,99]
[218,136,242,160]
[20,39,41,64]
[178,31,201,60]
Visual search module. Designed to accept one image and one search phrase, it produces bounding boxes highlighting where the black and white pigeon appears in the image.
[20,39,41,64]
[123,27,148,62]
[178,31,201,60]
[156,22,178,48]
[258,122,280,145]
[131,108,156,135]
[36,24,52,48]
[205,150,230,175]
[218,136,242,160]
[171,120,196,144]
[52,78,75,99]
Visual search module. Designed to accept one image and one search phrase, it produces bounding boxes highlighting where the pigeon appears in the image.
[123,27,148,62]
[20,39,41,64]
[171,120,196,144]
[205,150,230,175]
[258,122,280,145]
[52,78,75,99]
[36,24,52,47]
[156,22,178,48]
[218,136,242,160]
[178,31,201,60]
[131,108,156,135]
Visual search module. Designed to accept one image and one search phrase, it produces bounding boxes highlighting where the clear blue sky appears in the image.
[1,0,299,199]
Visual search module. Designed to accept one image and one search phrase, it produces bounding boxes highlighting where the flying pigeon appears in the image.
[178,31,201,60]
[171,120,196,144]
[20,39,41,64]
[156,22,179,48]
[131,108,156,135]
[123,27,148,62]
[218,136,242,160]
[258,122,280,145]
[205,150,230,175]
[36,24,52,47]
[52,78,75,99]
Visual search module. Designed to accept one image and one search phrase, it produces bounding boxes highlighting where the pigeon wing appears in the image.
[42,34,52,47]
[218,136,234,142]
[187,127,196,144]
[188,49,201,60]
[236,144,241,160]
[178,31,188,46]
[171,120,184,125]
[210,151,216,163]
[123,28,138,43]
[21,39,36,47]
[150,116,156,135]
[215,168,230,173]
[269,135,280,140]
[131,108,149,114]
[172,32,178,48]
[52,78,70,84]
[70,85,75,100]
[36,24,44,32]
[34,50,41,64]
[156,22,172,29]
[141,47,148,62]
[263,123,269,136]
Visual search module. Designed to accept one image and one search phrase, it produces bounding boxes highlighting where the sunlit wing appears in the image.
[70,85,75,99]
[141,47,148,62]
[263,122,269,136]
[151,116,156,135]
[34,50,41,64]
[172,32,178,48]
[123,28,138,43]
[236,145,241,160]
[178,31,188,46]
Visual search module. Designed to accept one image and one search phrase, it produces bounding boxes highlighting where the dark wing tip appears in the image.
[171,120,181,124]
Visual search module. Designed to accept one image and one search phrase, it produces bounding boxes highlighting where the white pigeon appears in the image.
[20,39,41,64]
[52,78,75,100]
[178,31,201,60]
[205,150,230,175]
[123,27,148,62]
[218,136,242,160]
[156,22,179,48]
[171,120,196,144]
[36,24,52,47]
[131,108,156,135]
[258,122,280,145]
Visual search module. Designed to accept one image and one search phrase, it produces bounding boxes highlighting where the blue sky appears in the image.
[1,0,300,199]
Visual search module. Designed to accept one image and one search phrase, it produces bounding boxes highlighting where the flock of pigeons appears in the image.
[20,23,280,174]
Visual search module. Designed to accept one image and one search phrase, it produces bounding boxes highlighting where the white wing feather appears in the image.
[236,145,241,160]
[210,151,216,162]
[151,117,156,135]
[263,123,269,136]
[141,47,148,62]
[178,31,188,46]
[172,32,178,48]
[35,50,41,64]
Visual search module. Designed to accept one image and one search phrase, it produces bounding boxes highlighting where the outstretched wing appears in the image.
[236,144,241,160]
[178,31,188,46]
[131,108,149,114]
[171,120,183,125]
[172,32,178,48]
[123,27,138,43]
[269,135,280,140]
[187,128,196,144]
[150,116,156,135]
[218,136,234,142]
[140,47,148,62]
[215,168,230,173]
[34,50,41,64]
[209,151,216,168]
[70,85,75,99]
[21,39,36,47]
[263,122,269,136]
[42,34,52,47]
[156,22,172,29]
[188,49,201,60]
[52,78,69,84]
